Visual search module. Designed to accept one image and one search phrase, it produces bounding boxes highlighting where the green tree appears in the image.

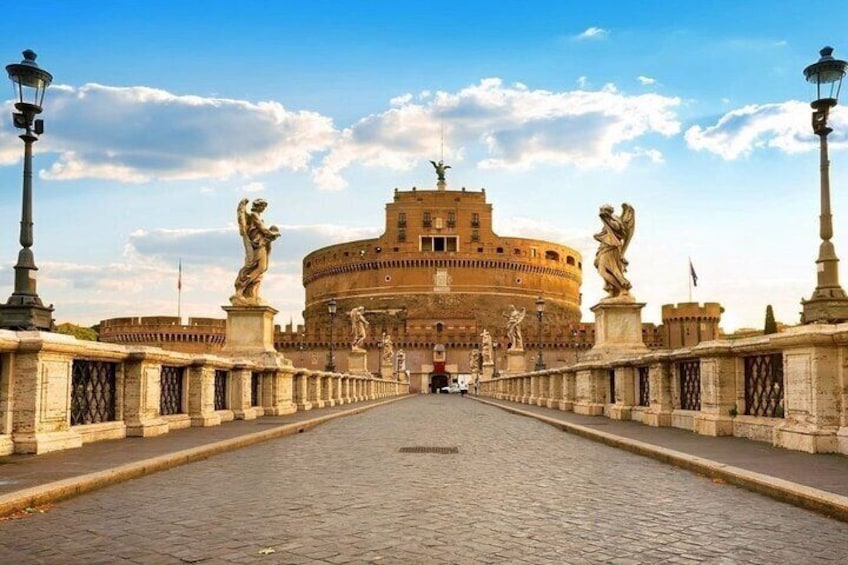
[763,305,778,335]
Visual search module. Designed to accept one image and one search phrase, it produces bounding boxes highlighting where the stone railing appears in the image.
[0,330,408,456]
[479,324,848,455]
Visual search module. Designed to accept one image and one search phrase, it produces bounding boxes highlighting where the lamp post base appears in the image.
[801,290,848,323]
[0,301,54,331]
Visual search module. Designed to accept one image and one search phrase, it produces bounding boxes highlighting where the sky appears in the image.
[0,0,847,332]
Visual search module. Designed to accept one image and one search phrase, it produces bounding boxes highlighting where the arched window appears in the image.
[545,250,560,261]
[566,256,575,266]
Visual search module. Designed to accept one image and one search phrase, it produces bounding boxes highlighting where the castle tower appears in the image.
[661,302,723,349]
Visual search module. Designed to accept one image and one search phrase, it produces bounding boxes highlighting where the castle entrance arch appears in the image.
[430,373,449,393]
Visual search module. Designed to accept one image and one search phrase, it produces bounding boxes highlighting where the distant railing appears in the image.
[744,353,783,418]
[678,359,701,411]
[160,366,184,416]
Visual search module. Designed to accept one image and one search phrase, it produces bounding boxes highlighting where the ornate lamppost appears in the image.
[0,50,53,331]
[325,298,337,371]
[534,296,546,371]
[801,46,848,323]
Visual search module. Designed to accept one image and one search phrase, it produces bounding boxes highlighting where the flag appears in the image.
[689,259,698,287]
[178,259,182,291]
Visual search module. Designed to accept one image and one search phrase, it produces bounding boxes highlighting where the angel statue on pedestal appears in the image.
[594,203,635,300]
[230,198,280,306]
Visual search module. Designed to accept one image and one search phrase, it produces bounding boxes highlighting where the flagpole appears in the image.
[688,257,692,303]
[177,259,182,321]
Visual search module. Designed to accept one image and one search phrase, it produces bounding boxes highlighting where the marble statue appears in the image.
[349,306,369,351]
[469,347,481,373]
[504,305,526,350]
[480,329,494,364]
[396,349,406,372]
[381,332,394,363]
[594,203,635,299]
[231,198,280,306]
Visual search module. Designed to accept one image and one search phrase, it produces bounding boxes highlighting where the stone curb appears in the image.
[475,398,848,523]
[0,395,414,518]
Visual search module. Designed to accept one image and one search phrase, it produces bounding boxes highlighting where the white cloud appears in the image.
[313,78,681,185]
[576,76,589,89]
[240,181,265,193]
[26,83,337,183]
[390,93,413,106]
[684,101,848,159]
[637,76,656,86]
[574,27,609,41]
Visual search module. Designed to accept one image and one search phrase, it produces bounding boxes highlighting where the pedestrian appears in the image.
[460,380,468,397]
[474,379,479,397]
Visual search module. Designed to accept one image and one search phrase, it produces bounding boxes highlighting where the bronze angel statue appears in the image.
[230,198,281,306]
[594,203,635,299]
[430,159,451,182]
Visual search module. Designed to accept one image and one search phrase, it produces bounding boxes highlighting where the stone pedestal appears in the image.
[380,361,394,379]
[505,349,526,375]
[482,361,495,381]
[348,349,369,376]
[222,305,278,356]
[585,298,649,362]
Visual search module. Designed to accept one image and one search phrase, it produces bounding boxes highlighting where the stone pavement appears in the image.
[0,394,847,564]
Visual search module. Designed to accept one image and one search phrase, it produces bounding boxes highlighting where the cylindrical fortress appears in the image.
[302,187,583,346]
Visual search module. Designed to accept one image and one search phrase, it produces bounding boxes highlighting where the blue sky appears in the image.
[0,0,847,331]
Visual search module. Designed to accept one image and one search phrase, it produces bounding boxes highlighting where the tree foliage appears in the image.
[763,305,778,335]
[55,323,99,341]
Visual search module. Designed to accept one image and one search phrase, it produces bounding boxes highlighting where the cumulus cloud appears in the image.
[313,78,681,187]
[637,76,656,86]
[28,83,337,183]
[0,78,681,191]
[684,101,847,159]
[574,27,609,41]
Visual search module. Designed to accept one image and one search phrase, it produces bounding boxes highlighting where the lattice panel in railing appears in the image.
[251,372,261,407]
[678,360,701,411]
[638,366,650,407]
[71,360,117,426]
[744,353,784,418]
[160,366,184,416]
[214,370,228,411]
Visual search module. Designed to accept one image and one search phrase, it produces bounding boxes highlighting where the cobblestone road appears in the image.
[2,395,847,564]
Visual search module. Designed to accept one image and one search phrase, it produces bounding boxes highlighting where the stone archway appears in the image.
[430,373,449,393]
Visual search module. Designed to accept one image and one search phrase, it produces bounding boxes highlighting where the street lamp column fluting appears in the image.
[534,296,546,371]
[326,298,337,372]
[802,46,848,323]
[0,50,53,331]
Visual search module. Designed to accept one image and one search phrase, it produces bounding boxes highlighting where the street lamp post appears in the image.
[0,50,53,331]
[326,298,337,372]
[802,46,848,323]
[534,296,546,371]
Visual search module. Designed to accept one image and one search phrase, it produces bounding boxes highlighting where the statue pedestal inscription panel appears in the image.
[222,305,278,356]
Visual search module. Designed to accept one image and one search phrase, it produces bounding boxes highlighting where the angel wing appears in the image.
[516,307,526,325]
[620,203,635,257]
[236,198,249,236]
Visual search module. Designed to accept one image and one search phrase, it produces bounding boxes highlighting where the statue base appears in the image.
[380,362,394,379]
[221,305,278,356]
[482,361,495,381]
[348,349,369,376]
[585,297,649,362]
[503,349,526,376]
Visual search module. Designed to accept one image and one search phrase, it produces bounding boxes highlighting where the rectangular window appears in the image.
[471,213,480,227]
[423,212,432,228]
[398,228,406,242]
[531,247,538,258]
[447,212,456,228]
[420,236,458,253]
[398,212,406,228]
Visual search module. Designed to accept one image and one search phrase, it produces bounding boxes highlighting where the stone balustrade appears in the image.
[0,330,407,456]
[480,324,848,455]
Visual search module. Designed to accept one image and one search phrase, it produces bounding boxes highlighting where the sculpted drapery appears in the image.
[231,198,280,306]
[594,203,635,300]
